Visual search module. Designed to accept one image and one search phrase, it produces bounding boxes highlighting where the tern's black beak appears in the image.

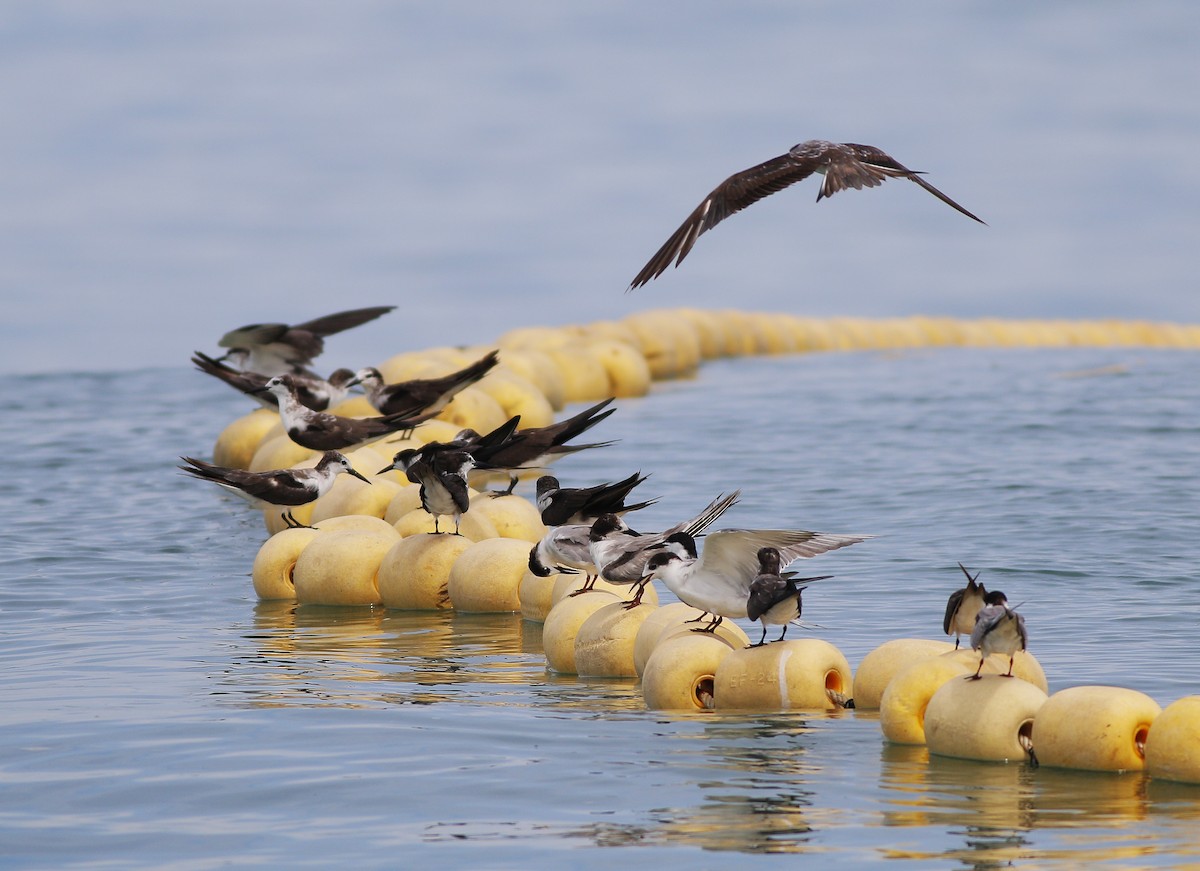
[348,468,371,485]
[376,464,396,476]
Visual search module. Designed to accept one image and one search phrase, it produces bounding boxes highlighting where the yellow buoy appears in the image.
[438,386,510,434]
[1145,696,1200,784]
[383,485,424,525]
[391,506,499,541]
[713,639,853,711]
[292,528,396,606]
[251,526,319,600]
[467,493,546,542]
[674,308,731,360]
[549,574,659,608]
[622,311,701,379]
[247,432,316,473]
[924,675,1048,763]
[586,339,653,398]
[262,502,316,535]
[574,600,658,677]
[309,476,403,525]
[495,348,567,411]
[1031,686,1162,772]
[374,346,470,382]
[325,395,378,417]
[654,621,751,667]
[377,533,473,610]
[852,638,957,710]
[517,568,560,623]
[879,657,973,745]
[542,589,623,674]
[447,537,532,613]
[642,631,741,711]
[632,602,711,677]
[940,648,1048,692]
[474,370,555,428]
[302,514,401,536]
[212,408,279,469]
[543,346,612,403]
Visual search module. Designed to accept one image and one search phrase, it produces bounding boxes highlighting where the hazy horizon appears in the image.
[3,2,1198,376]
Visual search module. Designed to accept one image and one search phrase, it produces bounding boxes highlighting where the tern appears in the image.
[180,450,369,528]
[587,491,741,606]
[257,374,432,451]
[968,590,1028,679]
[641,527,871,630]
[192,351,355,411]
[745,546,832,646]
[217,305,395,376]
[348,349,501,417]
[459,398,618,495]
[535,471,656,527]
[528,523,602,582]
[943,562,988,649]
[629,139,984,288]
[378,444,475,534]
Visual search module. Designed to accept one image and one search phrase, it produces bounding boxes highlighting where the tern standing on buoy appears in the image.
[969,590,1028,679]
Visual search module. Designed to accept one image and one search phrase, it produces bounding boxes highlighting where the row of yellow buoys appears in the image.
[206,309,1200,787]
[849,636,1199,784]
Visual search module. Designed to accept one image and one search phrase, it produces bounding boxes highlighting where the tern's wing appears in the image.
[700,529,871,586]
[629,151,821,288]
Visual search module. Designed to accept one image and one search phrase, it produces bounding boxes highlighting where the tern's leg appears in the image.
[622,581,649,610]
[489,476,519,498]
[567,574,597,597]
[968,655,985,680]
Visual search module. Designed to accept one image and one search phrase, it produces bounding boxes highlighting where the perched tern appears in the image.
[348,350,500,417]
[378,444,475,535]
[535,472,656,527]
[943,562,988,649]
[641,526,871,629]
[528,524,601,582]
[257,374,431,451]
[587,491,741,606]
[745,546,832,646]
[968,590,1028,679]
[179,450,369,528]
[459,398,617,495]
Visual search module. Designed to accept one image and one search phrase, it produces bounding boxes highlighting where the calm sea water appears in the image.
[2,345,1199,869]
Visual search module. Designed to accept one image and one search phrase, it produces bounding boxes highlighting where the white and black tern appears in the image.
[535,471,657,527]
[257,374,431,451]
[180,450,369,528]
[348,349,500,418]
[587,491,742,606]
[641,527,871,630]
